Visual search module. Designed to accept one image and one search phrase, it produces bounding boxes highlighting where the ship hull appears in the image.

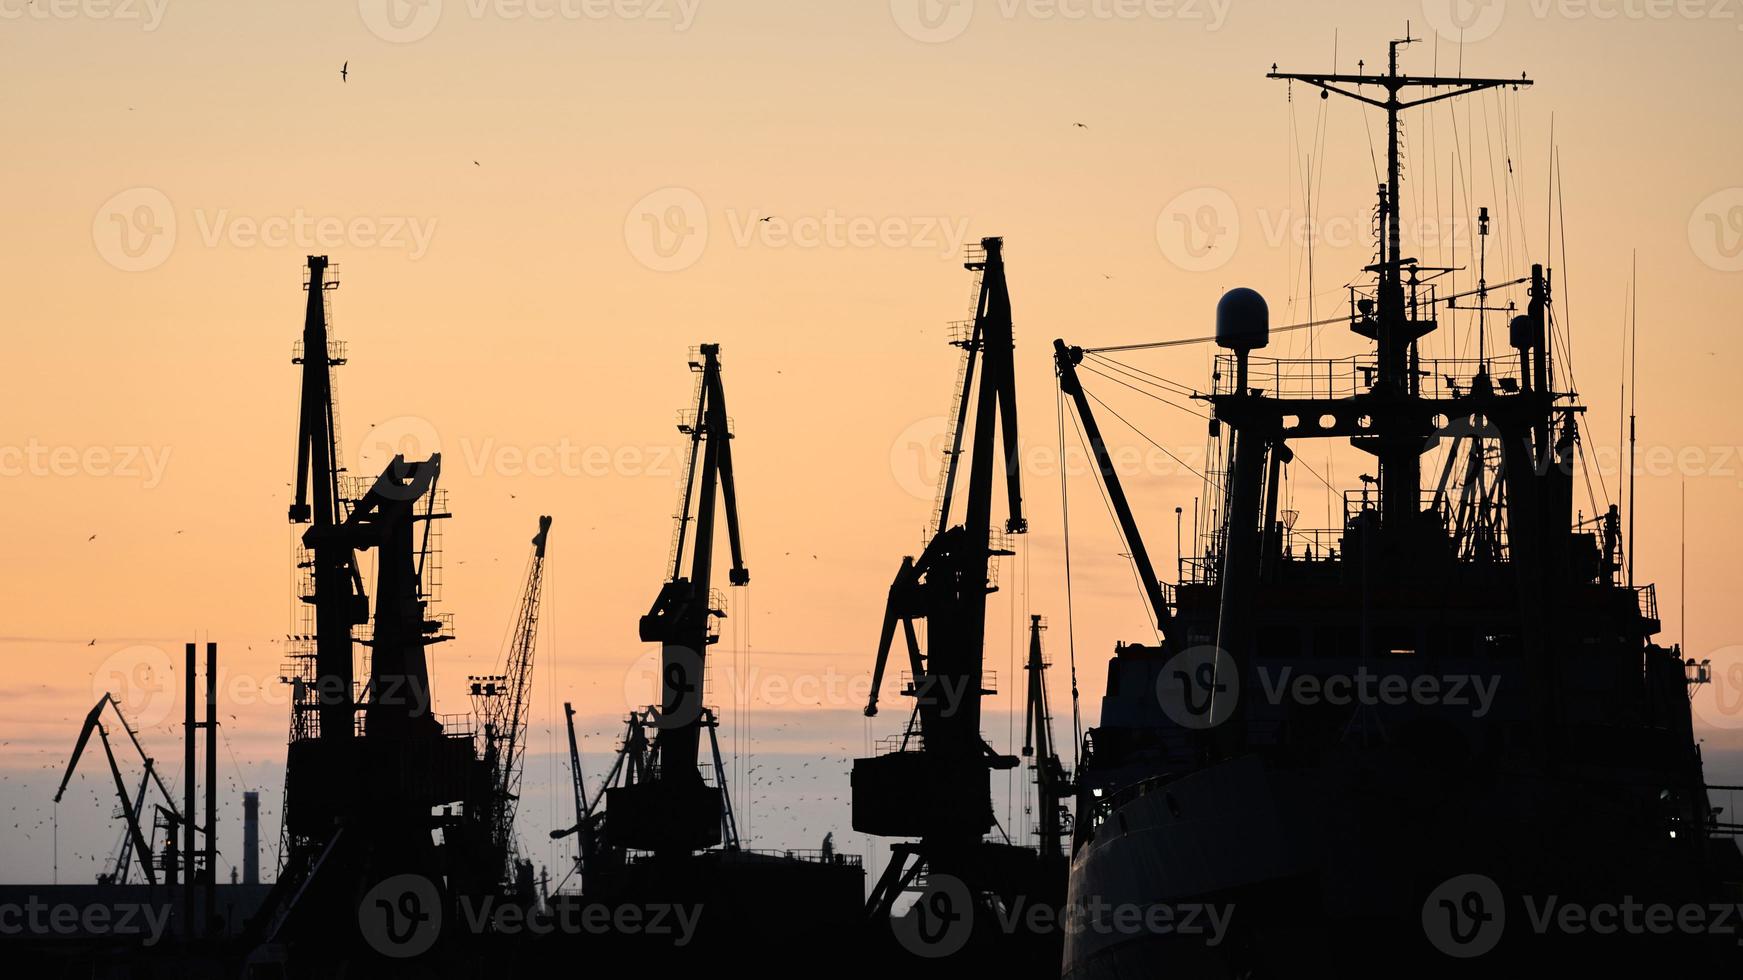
[1064,751,1743,977]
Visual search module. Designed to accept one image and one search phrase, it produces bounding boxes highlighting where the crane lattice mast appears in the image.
[472,516,553,879]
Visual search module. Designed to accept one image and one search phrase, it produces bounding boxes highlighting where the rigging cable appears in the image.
[1055,389,1083,770]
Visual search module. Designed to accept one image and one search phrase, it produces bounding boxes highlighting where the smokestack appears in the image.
[183,642,195,938]
[243,792,259,885]
[205,642,217,925]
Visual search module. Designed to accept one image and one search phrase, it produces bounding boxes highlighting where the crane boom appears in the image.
[496,516,551,850]
[57,696,166,885]
[1053,340,1172,634]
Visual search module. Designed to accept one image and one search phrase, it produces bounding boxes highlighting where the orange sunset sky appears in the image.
[3,1,1742,886]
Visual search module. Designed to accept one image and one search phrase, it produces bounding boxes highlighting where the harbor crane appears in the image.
[470,515,554,885]
[55,694,184,885]
[853,237,1046,929]
[599,344,748,857]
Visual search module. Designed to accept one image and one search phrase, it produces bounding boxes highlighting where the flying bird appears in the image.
[341,62,348,83]
[759,216,774,223]
[1073,122,1088,129]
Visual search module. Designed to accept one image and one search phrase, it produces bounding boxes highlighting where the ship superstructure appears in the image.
[1056,40,1743,976]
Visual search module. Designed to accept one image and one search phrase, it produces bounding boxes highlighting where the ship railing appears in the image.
[736,848,864,867]
[1341,490,1454,530]
[1709,785,1743,838]
[435,712,476,739]
[1213,353,1528,401]
[1181,556,1218,585]
[1633,584,1659,624]
[871,734,917,756]
[290,338,347,365]
[1279,527,1344,562]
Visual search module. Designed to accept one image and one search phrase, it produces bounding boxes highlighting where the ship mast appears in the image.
[1268,33,1531,531]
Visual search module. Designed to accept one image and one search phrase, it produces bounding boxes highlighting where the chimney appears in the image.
[243,792,260,885]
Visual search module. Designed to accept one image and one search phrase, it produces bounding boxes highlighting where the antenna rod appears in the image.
[1628,251,1638,591]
